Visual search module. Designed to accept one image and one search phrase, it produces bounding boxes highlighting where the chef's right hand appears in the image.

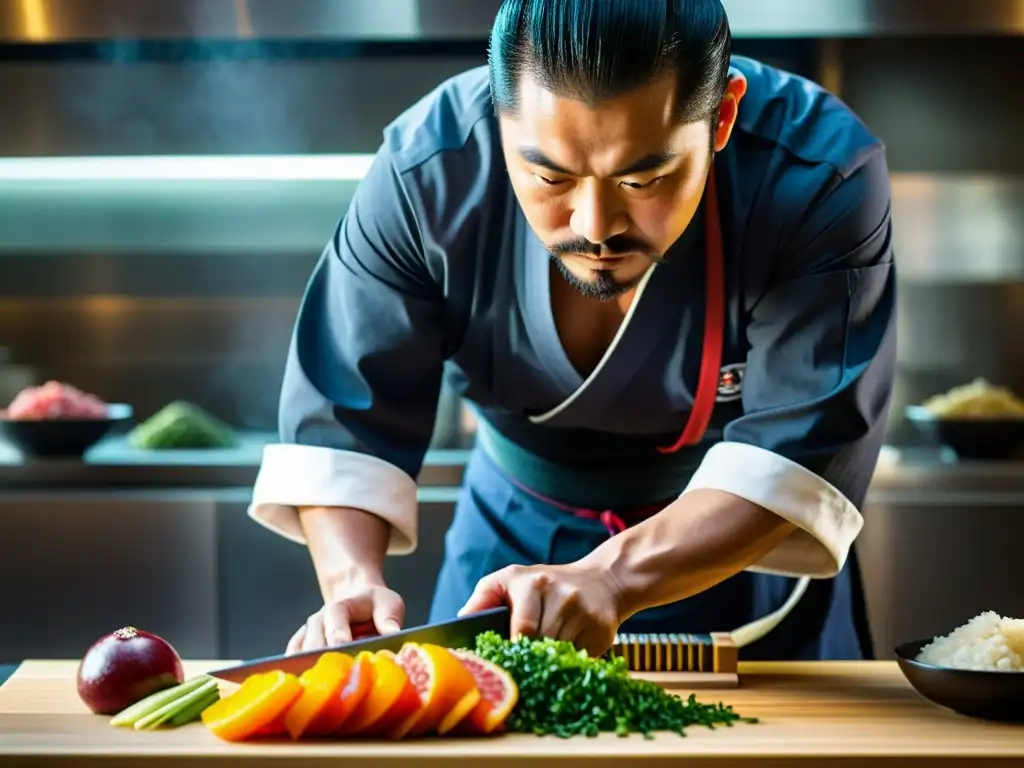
[286,582,405,653]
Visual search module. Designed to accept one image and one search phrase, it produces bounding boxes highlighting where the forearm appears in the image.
[583,489,796,620]
[298,506,392,603]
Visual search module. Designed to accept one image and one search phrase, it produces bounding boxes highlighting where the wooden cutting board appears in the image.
[1,660,1023,767]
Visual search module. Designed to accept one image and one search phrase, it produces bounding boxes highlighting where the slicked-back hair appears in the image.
[489,0,732,125]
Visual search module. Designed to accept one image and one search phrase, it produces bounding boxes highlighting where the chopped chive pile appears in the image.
[473,631,757,738]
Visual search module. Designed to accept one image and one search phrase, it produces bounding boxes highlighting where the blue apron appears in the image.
[429,169,873,661]
[0,664,17,687]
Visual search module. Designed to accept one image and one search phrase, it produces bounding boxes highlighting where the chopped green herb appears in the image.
[473,631,757,739]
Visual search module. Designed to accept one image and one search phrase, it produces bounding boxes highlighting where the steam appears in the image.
[47,40,324,432]
[60,40,318,155]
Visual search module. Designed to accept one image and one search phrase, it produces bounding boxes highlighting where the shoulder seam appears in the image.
[736,123,884,180]
[391,108,495,177]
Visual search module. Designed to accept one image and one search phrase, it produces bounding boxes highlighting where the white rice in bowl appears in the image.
[916,611,1024,671]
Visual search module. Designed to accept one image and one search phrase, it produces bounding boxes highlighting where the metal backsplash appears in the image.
[0,41,816,159]
[0,56,485,157]
[890,174,1024,281]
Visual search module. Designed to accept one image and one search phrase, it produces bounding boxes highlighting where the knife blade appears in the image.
[207,606,511,683]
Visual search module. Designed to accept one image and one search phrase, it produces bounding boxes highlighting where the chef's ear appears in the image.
[713,74,748,153]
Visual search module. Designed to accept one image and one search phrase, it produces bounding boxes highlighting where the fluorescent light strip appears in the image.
[0,154,376,181]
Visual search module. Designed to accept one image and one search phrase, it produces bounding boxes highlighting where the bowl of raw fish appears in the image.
[0,381,132,457]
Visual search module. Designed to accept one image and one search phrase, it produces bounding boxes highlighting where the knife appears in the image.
[208,606,511,683]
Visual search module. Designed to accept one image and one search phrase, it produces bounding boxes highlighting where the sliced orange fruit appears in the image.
[202,670,303,742]
[356,651,424,737]
[390,642,481,738]
[249,674,288,739]
[450,649,519,734]
[283,652,355,739]
[310,650,374,733]
[253,709,288,737]
[337,650,414,736]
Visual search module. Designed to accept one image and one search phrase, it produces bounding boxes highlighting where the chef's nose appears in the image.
[570,181,628,245]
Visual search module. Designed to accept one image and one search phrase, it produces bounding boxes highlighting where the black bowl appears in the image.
[0,403,133,458]
[904,405,1024,460]
[894,639,1024,722]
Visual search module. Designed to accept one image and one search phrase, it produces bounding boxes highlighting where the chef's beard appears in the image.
[548,255,645,301]
[547,235,662,302]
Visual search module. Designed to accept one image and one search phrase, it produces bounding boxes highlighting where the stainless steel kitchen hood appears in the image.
[1,0,1023,45]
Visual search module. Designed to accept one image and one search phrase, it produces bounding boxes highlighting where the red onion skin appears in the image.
[76,627,185,715]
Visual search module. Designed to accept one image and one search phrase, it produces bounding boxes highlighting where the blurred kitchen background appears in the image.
[1,0,1023,666]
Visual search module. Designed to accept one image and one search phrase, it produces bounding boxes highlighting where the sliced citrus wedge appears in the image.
[283,652,355,739]
[390,643,480,738]
[450,649,519,734]
[311,650,374,734]
[339,650,419,736]
[201,670,302,742]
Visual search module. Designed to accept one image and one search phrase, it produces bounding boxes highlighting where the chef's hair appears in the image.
[488,0,732,124]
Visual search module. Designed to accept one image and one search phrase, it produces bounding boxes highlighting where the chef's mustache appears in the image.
[548,236,662,261]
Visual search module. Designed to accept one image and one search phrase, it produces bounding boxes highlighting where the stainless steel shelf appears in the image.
[2,174,1021,284]
[0,433,469,490]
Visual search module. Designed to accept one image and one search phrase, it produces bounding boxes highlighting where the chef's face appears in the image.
[500,72,745,300]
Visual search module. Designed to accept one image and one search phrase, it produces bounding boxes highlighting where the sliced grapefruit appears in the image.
[390,643,481,738]
[450,649,519,735]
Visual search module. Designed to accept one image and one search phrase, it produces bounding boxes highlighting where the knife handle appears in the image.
[607,632,737,673]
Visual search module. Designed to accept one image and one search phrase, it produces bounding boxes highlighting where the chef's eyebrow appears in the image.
[519,148,573,175]
[614,151,678,176]
[518,147,679,177]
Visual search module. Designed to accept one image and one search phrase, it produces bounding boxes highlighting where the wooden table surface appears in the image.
[1,659,1023,767]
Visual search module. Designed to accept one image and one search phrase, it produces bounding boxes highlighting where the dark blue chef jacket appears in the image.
[251,56,896,661]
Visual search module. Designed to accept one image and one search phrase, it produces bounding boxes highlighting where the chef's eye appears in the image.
[534,174,566,187]
[621,176,664,190]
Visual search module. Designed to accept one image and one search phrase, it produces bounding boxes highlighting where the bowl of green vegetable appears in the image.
[127,401,238,450]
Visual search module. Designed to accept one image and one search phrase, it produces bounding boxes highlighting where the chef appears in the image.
[250,0,895,661]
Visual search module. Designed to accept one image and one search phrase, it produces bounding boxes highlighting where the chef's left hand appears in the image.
[458,562,626,657]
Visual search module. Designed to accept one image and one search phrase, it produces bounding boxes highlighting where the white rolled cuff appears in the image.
[248,444,419,555]
[682,441,864,578]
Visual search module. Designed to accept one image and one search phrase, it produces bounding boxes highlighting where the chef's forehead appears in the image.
[500,72,711,177]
